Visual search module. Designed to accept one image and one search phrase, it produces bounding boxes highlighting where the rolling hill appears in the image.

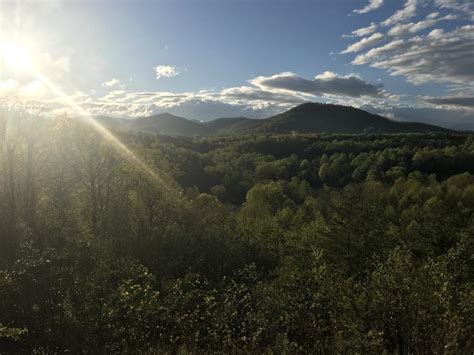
[203,116,261,134]
[98,103,451,136]
[126,113,210,136]
[252,103,450,134]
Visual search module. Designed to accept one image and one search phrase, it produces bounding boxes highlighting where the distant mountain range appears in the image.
[97,103,451,136]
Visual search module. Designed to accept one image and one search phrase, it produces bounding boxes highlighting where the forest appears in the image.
[0,112,473,353]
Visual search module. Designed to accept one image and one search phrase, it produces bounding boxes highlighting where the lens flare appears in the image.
[35,72,162,184]
[1,42,34,72]
[0,39,164,187]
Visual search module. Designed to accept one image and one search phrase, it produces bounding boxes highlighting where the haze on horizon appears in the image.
[0,0,473,129]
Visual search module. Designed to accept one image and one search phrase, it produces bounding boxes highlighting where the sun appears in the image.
[1,41,34,72]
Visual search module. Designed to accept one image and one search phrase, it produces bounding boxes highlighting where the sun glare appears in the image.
[0,37,160,186]
[0,35,161,187]
[1,42,34,72]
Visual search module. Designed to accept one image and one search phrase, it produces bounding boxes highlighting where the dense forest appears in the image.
[0,111,473,353]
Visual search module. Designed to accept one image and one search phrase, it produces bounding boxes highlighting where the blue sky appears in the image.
[0,0,473,128]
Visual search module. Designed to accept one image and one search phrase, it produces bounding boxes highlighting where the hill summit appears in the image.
[253,103,449,134]
[99,103,450,136]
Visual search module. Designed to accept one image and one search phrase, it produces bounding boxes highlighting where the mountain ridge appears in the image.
[97,102,451,136]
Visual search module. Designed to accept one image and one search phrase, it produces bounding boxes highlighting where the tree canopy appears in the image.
[0,112,472,353]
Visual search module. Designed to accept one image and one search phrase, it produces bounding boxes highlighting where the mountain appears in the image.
[126,113,212,136]
[97,103,451,136]
[253,103,450,134]
[203,117,261,134]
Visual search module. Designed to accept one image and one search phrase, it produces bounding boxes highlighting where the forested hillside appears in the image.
[252,103,450,134]
[0,113,473,353]
[99,103,450,136]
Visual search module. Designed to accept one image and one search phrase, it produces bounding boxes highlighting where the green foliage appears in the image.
[0,112,472,352]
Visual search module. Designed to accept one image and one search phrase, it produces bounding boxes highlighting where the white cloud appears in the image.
[102,78,125,89]
[1,69,393,120]
[382,0,418,26]
[341,32,384,53]
[353,0,384,14]
[387,13,457,36]
[155,65,180,79]
[220,85,310,105]
[348,23,378,37]
[352,25,474,84]
[314,71,338,80]
[250,71,386,98]
[427,28,445,38]
[55,86,474,129]
[435,0,474,19]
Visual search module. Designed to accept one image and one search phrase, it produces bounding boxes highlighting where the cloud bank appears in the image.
[250,71,385,98]
[426,96,474,108]
[352,25,474,84]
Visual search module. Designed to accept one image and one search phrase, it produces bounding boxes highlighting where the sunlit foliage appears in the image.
[0,111,472,352]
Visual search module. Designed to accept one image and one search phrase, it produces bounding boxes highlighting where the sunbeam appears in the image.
[0,37,167,187]
[34,71,163,185]
[1,1,473,352]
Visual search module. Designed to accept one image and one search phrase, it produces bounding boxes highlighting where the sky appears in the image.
[0,0,473,129]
